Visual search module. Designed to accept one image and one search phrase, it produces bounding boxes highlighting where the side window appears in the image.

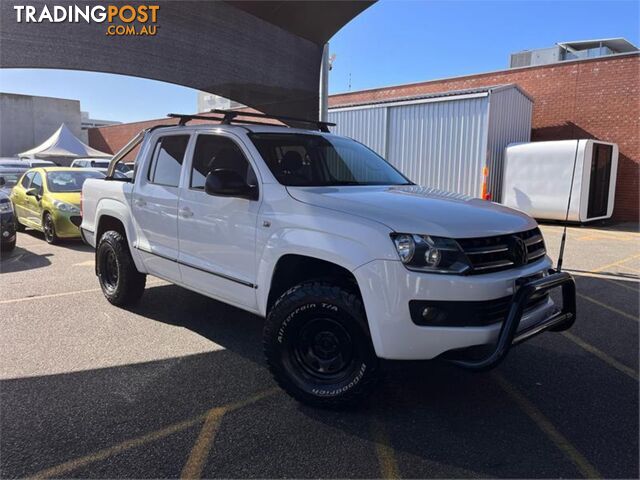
[21,172,34,188]
[31,172,43,194]
[147,135,190,187]
[191,135,257,189]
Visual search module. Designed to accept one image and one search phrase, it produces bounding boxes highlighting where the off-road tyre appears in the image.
[14,215,25,232]
[264,281,379,408]
[96,230,146,306]
[1,236,16,252]
[43,212,58,244]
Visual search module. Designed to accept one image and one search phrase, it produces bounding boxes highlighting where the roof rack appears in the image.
[166,109,335,132]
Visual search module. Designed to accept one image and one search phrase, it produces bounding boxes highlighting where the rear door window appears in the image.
[31,172,43,194]
[190,135,257,189]
[147,135,190,187]
[21,172,34,188]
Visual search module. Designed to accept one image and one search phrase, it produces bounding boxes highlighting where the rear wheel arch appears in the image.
[96,214,127,243]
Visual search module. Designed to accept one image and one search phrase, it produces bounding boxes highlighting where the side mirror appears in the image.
[25,188,37,197]
[204,169,257,200]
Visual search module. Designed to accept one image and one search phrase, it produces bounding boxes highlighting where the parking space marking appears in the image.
[0,287,102,305]
[181,407,226,479]
[31,413,206,479]
[30,388,278,479]
[180,388,278,479]
[492,373,601,479]
[370,416,400,479]
[607,279,640,292]
[577,293,638,323]
[567,271,640,290]
[619,264,640,274]
[73,260,95,267]
[592,253,640,274]
[0,280,165,305]
[561,332,638,381]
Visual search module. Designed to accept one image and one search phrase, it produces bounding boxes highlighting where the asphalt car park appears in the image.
[0,224,638,479]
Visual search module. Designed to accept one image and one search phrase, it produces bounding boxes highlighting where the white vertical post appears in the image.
[319,42,329,122]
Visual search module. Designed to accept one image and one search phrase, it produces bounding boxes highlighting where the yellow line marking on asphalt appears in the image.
[561,332,638,381]
[370,417,400,479]
[30,388,278,479]
[180,407,227,479]
[180,388,277,479]
[592,253,640,274]
[0,287,102,305]
[492,373,601,479]
[31,415,205,479]
[0,281,165,305]
[577,293,638,323]
[619,264,640,274]
[73,260,95,267]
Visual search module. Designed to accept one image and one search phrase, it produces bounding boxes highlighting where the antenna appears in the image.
[556,140,580,272]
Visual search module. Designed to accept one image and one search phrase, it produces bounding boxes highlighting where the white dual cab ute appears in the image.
[81,110,576,408]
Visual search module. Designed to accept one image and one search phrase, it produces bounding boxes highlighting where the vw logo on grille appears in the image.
[509,236,528,266]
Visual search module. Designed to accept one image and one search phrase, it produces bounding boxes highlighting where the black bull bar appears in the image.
[449,270,576,371]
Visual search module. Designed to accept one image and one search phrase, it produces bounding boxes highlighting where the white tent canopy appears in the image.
[19,124,111,162]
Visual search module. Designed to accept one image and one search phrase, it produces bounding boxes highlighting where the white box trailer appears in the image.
[502,139,618,222]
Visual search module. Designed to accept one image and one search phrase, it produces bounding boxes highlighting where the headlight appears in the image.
[0,200,13,214]
[52,199,80,214]
[390,233,471,274]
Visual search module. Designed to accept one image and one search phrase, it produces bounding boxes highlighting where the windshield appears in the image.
[249,133,411,187]
[46,170,104,192]
[0,172,21,188]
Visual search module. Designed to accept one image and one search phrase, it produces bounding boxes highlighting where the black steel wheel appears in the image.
[43,213,58,244]
[264,281,379,408]
[96,230,146,306]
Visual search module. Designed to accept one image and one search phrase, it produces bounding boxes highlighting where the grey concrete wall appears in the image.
[0,93,82,156]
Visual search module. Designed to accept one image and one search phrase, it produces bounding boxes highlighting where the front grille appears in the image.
[409,292,550,327]
[457,228,546,274]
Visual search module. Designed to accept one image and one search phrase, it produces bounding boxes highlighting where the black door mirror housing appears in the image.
[25,188,38,197]
[204,169,257,200]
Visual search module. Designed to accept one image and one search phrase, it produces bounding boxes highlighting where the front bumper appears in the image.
[1,211,16,244]
[353,257,574,361]
[51,210,82,238]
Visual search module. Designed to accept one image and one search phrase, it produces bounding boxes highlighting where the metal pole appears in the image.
[319,42,329,122]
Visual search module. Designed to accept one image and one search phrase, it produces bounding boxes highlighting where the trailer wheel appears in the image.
[96,230,146,306]
[264,281,379,408]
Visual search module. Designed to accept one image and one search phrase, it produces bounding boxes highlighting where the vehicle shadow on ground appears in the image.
[18,229,94,252]
[2,278,637,478]
[0,246,52,273]
[122,280,637,478]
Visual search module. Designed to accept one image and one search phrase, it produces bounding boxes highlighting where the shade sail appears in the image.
[19,124,111,159]
[0,1,374,120]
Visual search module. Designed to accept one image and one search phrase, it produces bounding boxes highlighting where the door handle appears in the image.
[134,198,147,207]
[179,207,194,218]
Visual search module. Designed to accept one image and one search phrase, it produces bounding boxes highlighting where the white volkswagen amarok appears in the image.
[80,110,576,408]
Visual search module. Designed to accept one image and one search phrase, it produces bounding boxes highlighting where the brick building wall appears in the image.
[89,53,639,221]
[329,54,639,222]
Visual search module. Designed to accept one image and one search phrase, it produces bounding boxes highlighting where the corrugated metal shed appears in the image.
[328,84,533,200]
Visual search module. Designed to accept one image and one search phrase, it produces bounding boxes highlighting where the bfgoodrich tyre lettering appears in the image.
[264,281,379,408]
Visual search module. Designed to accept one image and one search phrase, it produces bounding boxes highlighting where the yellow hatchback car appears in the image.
[11,167,104,244]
